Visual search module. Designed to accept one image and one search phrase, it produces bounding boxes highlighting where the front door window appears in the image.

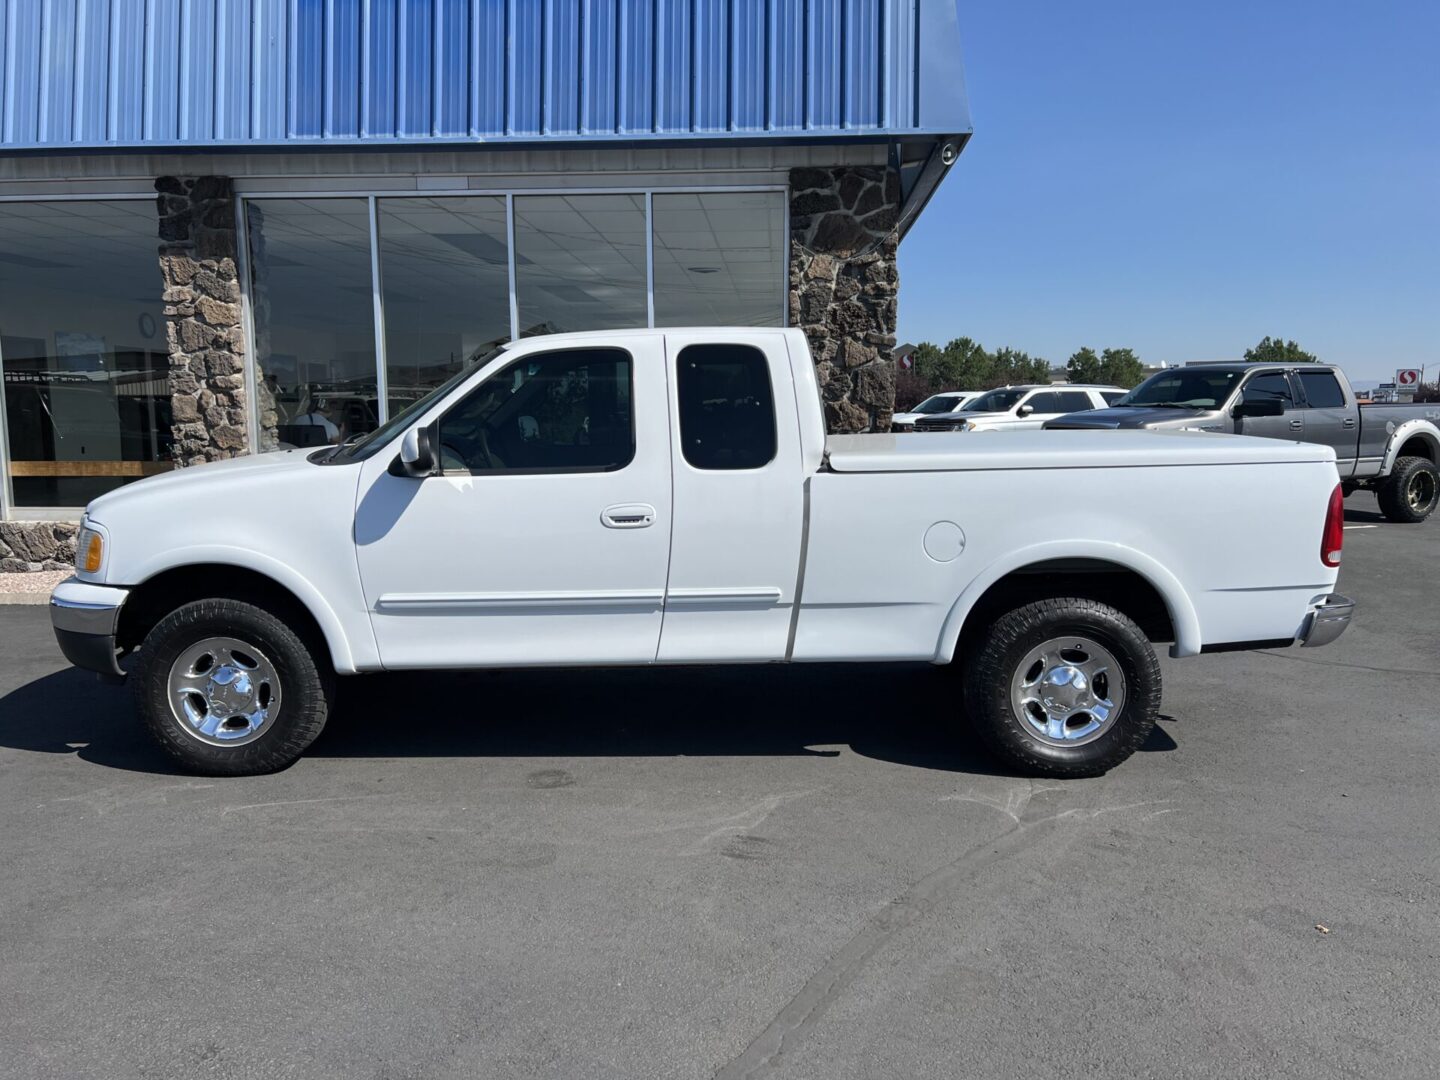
[437,348,634,474]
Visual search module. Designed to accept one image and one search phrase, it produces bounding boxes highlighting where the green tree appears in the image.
[1244,337,1318,363]
[1066,347,1103,384]
[994,347,1051,386]
[1100,347,1145,388]
[938,337,997,389]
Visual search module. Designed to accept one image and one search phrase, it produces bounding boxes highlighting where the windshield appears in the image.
[335,345,509,462]
[1113,369,1243,409]
[961,389,1026,413]
[911,394,963,414]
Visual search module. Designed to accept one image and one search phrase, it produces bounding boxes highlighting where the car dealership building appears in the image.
[0,0,969,569]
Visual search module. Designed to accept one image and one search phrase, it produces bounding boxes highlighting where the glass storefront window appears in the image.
[513,194,648,337]
[376,197,511,410]
[0,200,170,508]
[246,199,378,450]
[0,187,790,516]
[652,192,785,327]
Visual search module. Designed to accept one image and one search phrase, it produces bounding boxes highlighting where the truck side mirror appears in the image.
[1017,404,1035,417]
[391,426,435,478]
[1232,399,1286,419]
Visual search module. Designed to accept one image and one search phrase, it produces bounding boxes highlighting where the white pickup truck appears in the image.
[50,328,1354,778]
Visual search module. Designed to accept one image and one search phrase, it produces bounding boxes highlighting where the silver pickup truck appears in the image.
[1047,362,1440,523]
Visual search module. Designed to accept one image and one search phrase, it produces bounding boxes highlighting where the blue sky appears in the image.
[896,0,1439,384]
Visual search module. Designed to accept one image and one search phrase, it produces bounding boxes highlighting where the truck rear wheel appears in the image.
[1376,456,1438,524]
[963,598,1161,778]
[134,598,333,776]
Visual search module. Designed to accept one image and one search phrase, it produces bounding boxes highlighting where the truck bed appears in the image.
[824,429,1337,473]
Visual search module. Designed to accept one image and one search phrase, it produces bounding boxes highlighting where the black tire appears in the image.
[963,597,1161,778]
[134,598,333,776]
[1376,456,1439,524]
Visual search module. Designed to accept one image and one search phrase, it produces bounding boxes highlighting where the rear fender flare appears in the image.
[1382,418,1440,475]
[934,540,1203,663]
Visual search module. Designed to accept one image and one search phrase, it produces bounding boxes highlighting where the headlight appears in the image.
[960,421,975,431]
[75,523,104,575]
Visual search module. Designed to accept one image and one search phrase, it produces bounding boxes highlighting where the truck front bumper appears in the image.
[1299,594,1355,648]
[50,578,130,680]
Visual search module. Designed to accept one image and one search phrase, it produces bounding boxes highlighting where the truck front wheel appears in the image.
[134,598,333,776]
[1376,456,1439,524]
[964,598,1161,778]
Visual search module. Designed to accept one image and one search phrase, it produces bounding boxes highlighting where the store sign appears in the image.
[1396,369,1421,387]
[2,370,93,385]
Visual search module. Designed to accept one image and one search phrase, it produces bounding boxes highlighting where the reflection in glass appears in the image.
[438,348,634,473]
[514,195,647,336]
[246,199,378,450]
[0,200,170,507]
[652,192,784,327]
[376,197,511,409]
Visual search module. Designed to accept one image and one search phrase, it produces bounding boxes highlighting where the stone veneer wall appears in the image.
[156,176,249,465]
[0,522,78,573]
[788,166,901,433]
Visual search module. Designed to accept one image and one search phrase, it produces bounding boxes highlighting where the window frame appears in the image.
[674,342,781,472]
[0,192,171,519]
[238,186,786,420]
[1239,371,1297,407]
[434,345,638,477]
[1052,390,1098,413]
[1295,369,1347,410]
[1022,390,1064,415]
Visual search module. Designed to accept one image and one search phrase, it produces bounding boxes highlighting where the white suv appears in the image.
[914,384,1126,433]
[891,391,980,432]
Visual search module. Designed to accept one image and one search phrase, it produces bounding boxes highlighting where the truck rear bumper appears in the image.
[1299,594,1354,648]
[50,578,130,680]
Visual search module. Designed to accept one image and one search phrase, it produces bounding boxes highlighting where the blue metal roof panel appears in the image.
[0,0,971,151]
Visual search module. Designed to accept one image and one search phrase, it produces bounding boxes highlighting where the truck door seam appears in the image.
[785,477,812,662]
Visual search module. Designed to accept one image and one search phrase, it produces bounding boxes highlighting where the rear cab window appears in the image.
[676,344,778,470]
[1297,370,1346,409]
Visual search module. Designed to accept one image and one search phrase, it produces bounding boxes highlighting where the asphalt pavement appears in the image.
[0,491,1436,1079]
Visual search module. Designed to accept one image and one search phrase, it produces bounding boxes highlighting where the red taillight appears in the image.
[1321,483,1344,568]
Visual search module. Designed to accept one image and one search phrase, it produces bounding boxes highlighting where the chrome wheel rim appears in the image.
[167,637,281,747]
[1407,470,1437,513]
[1010,635,1126,747]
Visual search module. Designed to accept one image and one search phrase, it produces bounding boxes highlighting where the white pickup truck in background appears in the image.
[51,328,1353,778]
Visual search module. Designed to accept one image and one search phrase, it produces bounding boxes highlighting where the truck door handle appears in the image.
[601,504,656,529]
[1289,419,1304,430]
[1342,418,1356,429]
